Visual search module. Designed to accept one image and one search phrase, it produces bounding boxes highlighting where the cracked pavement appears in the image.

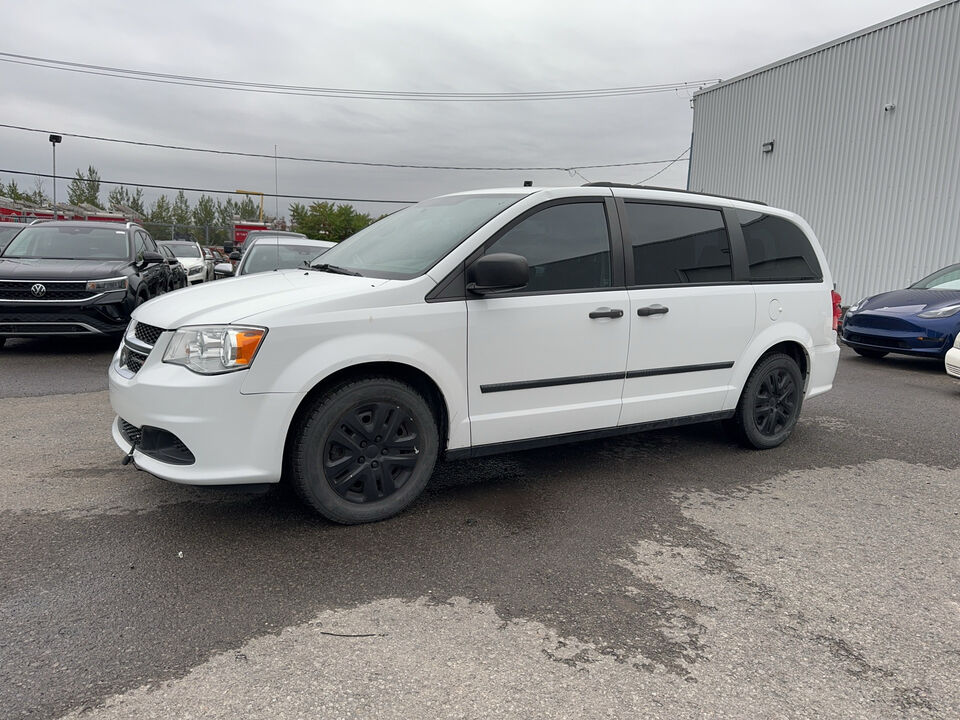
[1,339,958,718]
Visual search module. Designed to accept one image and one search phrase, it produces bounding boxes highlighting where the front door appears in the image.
[467,199,630,447]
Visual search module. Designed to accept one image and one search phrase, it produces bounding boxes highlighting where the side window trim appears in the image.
[619,199,748,289]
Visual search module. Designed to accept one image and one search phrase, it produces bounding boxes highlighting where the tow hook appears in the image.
[121,442,137,466]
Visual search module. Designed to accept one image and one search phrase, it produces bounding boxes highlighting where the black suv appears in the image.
[0,221,171,345]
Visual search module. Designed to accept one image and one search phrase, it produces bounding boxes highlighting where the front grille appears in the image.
[0,322,96,334]
[0,280,96,302]
[843,331,908,349]
[119,418,142,446]
[947,362,960,376]
[847,314,921,333]
[134,322,164,345]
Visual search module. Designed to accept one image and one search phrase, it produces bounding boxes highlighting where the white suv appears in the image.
[109,185,840,523]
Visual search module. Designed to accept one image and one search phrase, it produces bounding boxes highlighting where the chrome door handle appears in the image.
[637,305,669,316]
[589,308,624,319]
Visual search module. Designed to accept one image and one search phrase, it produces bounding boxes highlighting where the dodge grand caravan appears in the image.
[109,184,840,523]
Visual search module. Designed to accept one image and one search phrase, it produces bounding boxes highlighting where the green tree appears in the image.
[67,165,103,208]
[192,194,216,227]
[3,179,28,202]
[236,196,259,221]
[106,185,145,216]
[172,190,191,227]
[148,195,173,241]
[289,201,374,242]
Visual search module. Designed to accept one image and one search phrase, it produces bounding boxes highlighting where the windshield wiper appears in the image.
[310,262,362,276]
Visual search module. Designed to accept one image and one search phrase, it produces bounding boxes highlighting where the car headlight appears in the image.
[86,277,128,292]
[188,265,204,275]
[163,326,267,374]
[846,297,870,314]
[918,303,960,318]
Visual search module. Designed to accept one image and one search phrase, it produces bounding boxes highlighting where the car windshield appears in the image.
[910,264,960,290]
[165,244,201,258]
[241,243,332,275]
[1,225,130,260]
[0,225,23,253]
[312,193,526,279]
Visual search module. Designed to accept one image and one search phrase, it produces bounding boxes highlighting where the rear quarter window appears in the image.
[738,210,822,282]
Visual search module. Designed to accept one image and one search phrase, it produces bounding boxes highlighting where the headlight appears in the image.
[188,265,204,275]
[163,325,267,374]
[86,277,128,292]
[846,297,870,314]
[918,303,960,318]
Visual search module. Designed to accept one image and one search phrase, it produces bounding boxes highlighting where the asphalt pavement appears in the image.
[1,340,958,719]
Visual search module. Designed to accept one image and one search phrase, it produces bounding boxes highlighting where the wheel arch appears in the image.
[282,361,452,469]
[728,325,814,409]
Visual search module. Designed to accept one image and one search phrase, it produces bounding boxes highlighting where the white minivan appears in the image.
[110,185,840,523]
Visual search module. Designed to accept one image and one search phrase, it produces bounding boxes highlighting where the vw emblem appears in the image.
[30,283,47,298]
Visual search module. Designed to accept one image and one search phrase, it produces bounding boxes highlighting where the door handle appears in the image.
[589,308,624,319]
[637,305,669,316]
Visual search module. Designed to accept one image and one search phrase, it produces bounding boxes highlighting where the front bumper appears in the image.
[108,334,303,485]
[0,292,131,336]
[946,347,960,379]
[841,326,952,357]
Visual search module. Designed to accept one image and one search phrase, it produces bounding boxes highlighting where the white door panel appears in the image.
[620,284,755,424]
[468,291,630,446]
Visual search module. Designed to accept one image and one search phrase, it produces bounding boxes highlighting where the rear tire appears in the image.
[289,377,439,524]
[731,352,804,450]
[853,347,888,359]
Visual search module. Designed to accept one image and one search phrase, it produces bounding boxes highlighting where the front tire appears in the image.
[290,377,439,524]
[731,353,804,450]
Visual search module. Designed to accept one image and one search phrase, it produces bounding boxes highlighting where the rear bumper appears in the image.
[806,342,840,399]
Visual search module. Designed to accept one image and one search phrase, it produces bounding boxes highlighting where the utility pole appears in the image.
[49,134,62,218]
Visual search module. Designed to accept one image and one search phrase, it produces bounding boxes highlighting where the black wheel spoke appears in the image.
[323,398,423,505]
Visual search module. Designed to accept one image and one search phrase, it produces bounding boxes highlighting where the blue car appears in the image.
[841,263,960,359]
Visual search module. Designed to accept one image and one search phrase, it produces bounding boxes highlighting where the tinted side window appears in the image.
[625,203,732,285]
[142,232,158,253]
[738,210,822,282]
[485,202,611,292]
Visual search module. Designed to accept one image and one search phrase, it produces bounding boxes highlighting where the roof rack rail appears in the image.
[581,182,767,206]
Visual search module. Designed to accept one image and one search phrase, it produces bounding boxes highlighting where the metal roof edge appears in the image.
[692,0,958,99]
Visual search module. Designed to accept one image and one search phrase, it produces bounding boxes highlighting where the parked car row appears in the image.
[0,221,335,347]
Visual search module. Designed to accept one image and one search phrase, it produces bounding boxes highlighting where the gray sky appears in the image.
[0,0,930,218]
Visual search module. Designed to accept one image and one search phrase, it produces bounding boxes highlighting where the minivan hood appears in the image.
[133,269,390,329]
[0,257,131,280]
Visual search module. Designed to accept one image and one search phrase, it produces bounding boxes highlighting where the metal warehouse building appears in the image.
[688,0,960,302]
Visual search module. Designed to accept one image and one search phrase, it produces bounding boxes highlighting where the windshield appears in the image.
[165,244,201,258]
[313,193,525,279]
[911,264,960,290]
[240,243,332,275]
[0,225,23,253]
[2,225,130,260]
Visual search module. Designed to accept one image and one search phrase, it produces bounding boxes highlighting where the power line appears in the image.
[635,147,691,184]
[0,168,416,205]
[0,52,718,102]
[0,123,690,172]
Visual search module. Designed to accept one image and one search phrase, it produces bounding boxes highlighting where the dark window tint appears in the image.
[134,232,147,259]
[738,210,821,282]
[625,203,731,285]
[485,202,611,292]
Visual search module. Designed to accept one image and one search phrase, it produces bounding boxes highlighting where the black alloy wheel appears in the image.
[323,400,421,504]
[731,352,804,450]
[290,377,439,524]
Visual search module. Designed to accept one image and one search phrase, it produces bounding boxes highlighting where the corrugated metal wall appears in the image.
[688,0,960,302]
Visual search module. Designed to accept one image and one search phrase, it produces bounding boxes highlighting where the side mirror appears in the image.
[229,251,241,261]
[466,253,529,295]
[214,263,234,277]
[140,251,164,266]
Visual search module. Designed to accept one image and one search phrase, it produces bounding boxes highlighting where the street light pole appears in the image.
[49,134,62,219]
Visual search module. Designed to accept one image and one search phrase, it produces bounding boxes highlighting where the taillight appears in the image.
[831,289,842,331]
